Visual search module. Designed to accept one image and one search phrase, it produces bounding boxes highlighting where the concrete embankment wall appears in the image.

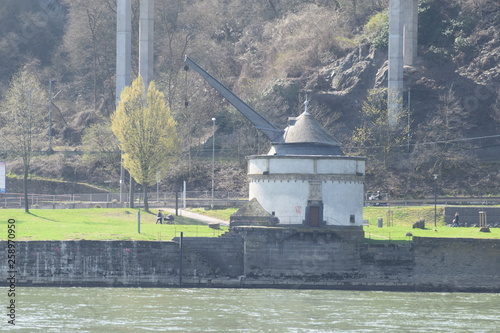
[173,234,244,278]
[1,231,499,291]
[1,240,211,287]
[236,227,415,289]
[412,237,500,291]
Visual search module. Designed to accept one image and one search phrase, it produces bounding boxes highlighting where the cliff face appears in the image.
[303,38,499,140]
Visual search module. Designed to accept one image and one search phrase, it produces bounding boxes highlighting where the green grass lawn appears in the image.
[363,206,499,242]
[0,208,228,241]
[1,206,497,242]
[195,206,499,242]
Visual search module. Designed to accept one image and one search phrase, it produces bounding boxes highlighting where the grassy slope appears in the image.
[0,208,228,241]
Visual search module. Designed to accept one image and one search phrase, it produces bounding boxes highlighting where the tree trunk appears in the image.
[144,185,149,212]
[23,167,29,213]
[129,175,135,208]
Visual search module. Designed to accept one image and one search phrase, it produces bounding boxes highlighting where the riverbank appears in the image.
[2,230,499,293]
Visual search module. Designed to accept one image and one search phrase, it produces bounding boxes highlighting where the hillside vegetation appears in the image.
[0,0,498,199]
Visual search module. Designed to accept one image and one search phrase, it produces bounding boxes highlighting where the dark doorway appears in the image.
[309,206,320,227]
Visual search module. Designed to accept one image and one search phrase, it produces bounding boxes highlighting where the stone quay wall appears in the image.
[1,229,499,292]
[412,237,500,292]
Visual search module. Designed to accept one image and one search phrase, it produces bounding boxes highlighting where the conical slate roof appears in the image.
[268,99,344,156]
[283,111,342,146]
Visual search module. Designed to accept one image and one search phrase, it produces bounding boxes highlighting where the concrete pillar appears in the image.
[116,0,132,203]
[139,0,154,87]
[388,0,404,126]
[403,0,418,66]
[116,0,131,105]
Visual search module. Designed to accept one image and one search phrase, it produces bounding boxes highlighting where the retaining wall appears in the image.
[444,207,500,226]
[6,178,107,195]
[412,237,500,291]
[1,240,210,287]
[173,233,244,278]
[1,231,499,291]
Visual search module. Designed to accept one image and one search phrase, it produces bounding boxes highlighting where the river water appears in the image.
[4,287,499,332]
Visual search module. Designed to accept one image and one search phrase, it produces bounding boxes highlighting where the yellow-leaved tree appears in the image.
[111,76,178,211]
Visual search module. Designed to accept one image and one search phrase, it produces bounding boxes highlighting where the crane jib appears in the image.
[184,56,284,143]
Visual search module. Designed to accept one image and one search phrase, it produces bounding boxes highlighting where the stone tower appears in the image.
[247,99,365,227]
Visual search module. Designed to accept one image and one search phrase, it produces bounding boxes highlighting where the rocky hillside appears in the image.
[1,0,499,198]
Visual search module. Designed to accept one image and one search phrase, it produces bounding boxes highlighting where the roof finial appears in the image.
[304,94,310,115]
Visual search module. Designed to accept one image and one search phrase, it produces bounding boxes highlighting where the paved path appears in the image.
[160,208,229,226]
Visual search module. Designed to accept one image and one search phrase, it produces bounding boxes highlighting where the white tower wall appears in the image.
[248,156,365,226]
[322,182,364,225]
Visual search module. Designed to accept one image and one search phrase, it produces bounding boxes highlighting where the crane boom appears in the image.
[184,56,283,142]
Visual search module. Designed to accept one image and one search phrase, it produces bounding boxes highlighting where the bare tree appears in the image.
[349,88,409,169]
[63,0,116,115]
[0,62,47,212]
[410,87,475,194]
[81,121,121,178]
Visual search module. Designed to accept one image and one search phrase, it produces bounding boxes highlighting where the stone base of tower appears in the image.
[232,225,365,243]
[231,225,366,279]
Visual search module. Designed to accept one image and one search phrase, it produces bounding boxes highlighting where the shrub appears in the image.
[363,11,389,49]
[454,36,473,55]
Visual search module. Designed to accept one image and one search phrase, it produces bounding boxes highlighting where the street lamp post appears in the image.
[49,80,53,153]
[156,171,161,203]
[211,118,216,209]
[433,174,438,228]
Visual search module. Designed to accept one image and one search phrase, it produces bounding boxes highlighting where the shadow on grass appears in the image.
[28,212,57,222]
